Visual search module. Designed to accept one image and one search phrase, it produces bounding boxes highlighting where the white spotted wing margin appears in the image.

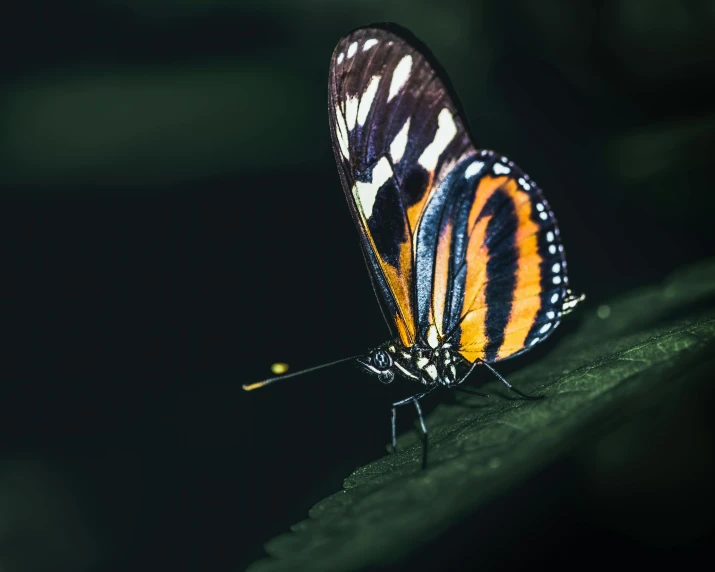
[327,24,477,346]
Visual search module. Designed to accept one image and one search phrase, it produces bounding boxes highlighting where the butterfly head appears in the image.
[357,348,395,384]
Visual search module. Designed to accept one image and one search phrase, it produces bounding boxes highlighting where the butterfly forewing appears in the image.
[328,26,473,346]
[328,25,573,365]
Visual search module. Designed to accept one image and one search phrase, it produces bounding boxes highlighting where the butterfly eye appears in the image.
[372,349,393,371]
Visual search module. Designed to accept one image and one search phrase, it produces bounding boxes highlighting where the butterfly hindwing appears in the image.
[416,152,569,363]
[328,25,573,363]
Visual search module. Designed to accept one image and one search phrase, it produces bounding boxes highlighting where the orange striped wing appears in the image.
[451,154,569,363]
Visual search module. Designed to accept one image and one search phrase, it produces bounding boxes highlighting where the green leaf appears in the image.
[247,258,715,572]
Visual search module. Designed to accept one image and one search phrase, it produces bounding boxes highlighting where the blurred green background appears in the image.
[1,1,714,571]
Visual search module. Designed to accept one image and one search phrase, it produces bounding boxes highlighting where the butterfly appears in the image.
[244,23,584,468]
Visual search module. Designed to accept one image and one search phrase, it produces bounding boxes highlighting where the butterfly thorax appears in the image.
[357,342,462,387]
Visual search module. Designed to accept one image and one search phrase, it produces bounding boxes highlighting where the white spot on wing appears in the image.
[352,157,393,219]
[549,244,556,254]
[465,161,484,179]
[357,75,381,127]
[345,95,358,131]
[546,311,555,319]
[337,52,344,64]
[539,323,552,334]
[334,105,350,160]
[536,203,544,212]
[518,177,531,190]
[551,293,559,304]
[546,231,555,242]
[347,42,358,58]
[493,162,511,175]
[427,324,439,349]
[552,262,560,273]
[553,276,562,284]
[389,117,411,163]
[540,211,548,220]
[416,357,429,368]
[530,337,540,346]
[418,108,457,172]
[363,38,378,51]
[388,55,412,102]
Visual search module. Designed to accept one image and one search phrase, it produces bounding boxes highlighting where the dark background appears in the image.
[1,1,714,571]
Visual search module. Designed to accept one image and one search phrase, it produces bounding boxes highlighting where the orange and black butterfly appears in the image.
[245,24,584,468]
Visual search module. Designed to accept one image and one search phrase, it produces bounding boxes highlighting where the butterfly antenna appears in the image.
[242,355,361,391]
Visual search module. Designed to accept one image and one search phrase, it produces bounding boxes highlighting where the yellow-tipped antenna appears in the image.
[242,355,361,391]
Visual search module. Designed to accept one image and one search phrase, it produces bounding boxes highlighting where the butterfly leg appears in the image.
[454,387,490,398]
[452,359,489,397]
[391,407,397,454]
[391,389,434,469]
[478,359,543,400]
[413,399,428,469]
